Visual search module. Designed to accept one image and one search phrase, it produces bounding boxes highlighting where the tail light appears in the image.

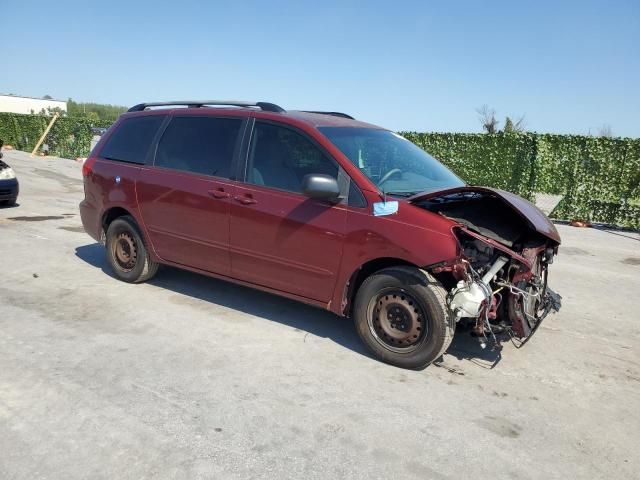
[82,156,97,177]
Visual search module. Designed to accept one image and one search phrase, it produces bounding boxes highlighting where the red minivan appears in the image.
[80,101,560,369]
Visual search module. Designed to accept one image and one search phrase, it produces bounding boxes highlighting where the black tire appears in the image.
[353,266,454,369]
[105,215,158,283]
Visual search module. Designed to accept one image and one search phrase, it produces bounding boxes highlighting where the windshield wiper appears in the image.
[386,191,418,197]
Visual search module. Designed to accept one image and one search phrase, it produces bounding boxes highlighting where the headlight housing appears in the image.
[0,167,16,180]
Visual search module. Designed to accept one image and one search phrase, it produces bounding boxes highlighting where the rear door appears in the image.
[229,120,347,302]
[136,114,246,276]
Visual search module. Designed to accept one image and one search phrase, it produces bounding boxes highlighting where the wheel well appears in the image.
[343,257,417,317]
[102,207,132,233]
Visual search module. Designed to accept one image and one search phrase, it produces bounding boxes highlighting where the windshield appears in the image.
[319,127,464,196]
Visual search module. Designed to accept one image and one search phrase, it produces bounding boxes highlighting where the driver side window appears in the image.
[248,122,338,193]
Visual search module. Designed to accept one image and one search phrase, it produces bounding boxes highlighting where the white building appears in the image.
[0,94,67,115]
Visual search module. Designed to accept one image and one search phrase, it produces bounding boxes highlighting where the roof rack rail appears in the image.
[127,100,285,113]
[302,111,355,120]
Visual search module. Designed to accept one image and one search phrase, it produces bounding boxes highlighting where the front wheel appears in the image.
[353,266,454,369]
[105,215,158,283]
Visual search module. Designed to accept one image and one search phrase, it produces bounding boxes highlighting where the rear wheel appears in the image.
[353,266,454,369]
[105,216,158,283]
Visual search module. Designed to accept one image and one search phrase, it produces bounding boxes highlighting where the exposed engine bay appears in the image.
[414,188,562,349]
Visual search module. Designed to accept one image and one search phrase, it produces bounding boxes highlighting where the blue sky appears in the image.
[2,1,639,136]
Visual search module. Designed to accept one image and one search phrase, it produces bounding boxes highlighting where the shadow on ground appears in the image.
[594,226,640,242]
[444,329,503,369]
[75,242,494,368]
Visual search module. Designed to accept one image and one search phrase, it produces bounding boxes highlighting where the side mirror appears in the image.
[301,174,340,201]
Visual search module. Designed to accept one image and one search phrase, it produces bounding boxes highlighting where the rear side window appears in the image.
[100,115,165,164]
[154,116,243,178]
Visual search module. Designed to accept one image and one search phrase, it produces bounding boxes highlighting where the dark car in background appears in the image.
[80,100,561,369]
[91,127,108,136]
[0,140,19,206]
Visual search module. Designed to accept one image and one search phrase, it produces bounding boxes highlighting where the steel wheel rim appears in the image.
[367,288,429,353]
[113,232,138,272]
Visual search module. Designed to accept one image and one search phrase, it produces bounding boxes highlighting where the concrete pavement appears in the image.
[1,150,639,479]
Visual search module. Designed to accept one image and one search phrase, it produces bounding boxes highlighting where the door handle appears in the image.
[234,195,257,205]
[208,189,230,199]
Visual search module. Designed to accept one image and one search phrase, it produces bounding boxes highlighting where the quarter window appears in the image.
[100,115,165,164]
[247,122,338,193]
[155,116,243,178]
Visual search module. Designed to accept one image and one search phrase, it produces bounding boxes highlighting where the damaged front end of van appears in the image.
[413,186,562,348]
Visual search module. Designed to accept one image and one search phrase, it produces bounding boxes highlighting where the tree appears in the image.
[503,115,526,133]
[504,117,514,133]
[597,124,613,138]
[476,105,499,133]
[66,98,127,121]
[42,94,53,99]
[46,106,66,117]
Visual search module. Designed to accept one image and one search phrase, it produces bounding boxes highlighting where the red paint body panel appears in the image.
[136,167,236,275]
[157,255,331,311]
[329,191,459,314]
[229,183,347,302]
[80,159,144,241]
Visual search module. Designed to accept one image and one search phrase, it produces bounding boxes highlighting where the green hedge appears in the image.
[401,132,639,229]
[0,112,111,159]
[0,112,637,228]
